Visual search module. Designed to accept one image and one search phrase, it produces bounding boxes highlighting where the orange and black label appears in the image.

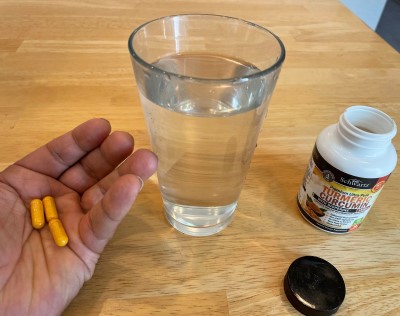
[297,146,390,233]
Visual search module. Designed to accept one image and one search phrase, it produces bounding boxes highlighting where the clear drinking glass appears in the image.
[129,14,285,236]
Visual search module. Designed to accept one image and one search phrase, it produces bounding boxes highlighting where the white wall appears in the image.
[340,0,387,30]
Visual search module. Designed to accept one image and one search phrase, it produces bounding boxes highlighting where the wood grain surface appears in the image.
[1,0,399,315]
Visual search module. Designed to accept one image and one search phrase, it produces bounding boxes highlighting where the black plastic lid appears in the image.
[284,256,346,316]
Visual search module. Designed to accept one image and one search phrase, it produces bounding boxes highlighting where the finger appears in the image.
[79,174,142,254]
[80,149,157,211]
[15,118,111,178]
[58,131,134,193]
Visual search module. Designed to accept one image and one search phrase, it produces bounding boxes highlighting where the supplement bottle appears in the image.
[297,106,397,233]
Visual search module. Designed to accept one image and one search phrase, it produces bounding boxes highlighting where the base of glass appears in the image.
[163,199,237,236]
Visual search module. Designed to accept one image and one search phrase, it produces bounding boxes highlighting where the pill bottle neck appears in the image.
[337,106,397,151]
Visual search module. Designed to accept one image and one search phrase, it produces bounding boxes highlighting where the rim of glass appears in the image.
[128,14,286,83]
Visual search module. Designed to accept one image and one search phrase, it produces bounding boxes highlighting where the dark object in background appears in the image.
[376,0,400,52]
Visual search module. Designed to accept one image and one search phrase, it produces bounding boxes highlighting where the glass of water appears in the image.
[129,14,285,236]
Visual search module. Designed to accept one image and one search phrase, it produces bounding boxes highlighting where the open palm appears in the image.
[0,118,157,316]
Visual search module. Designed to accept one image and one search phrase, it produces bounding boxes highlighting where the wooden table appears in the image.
[1,1,399,315]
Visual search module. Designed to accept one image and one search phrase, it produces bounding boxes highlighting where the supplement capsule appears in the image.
[30,199,45,229]
[49,219,69,247]
[43,196,59,222]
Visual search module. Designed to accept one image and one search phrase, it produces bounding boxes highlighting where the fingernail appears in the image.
[136,176,144,191]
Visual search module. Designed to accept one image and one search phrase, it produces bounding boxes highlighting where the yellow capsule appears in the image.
[43,196,59,222]
[30,199,45,229]
[49,219,69,247]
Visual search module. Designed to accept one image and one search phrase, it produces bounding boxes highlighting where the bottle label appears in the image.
[297,145,390,233]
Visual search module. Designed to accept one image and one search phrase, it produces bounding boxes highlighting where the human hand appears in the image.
[0,118,157,315]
